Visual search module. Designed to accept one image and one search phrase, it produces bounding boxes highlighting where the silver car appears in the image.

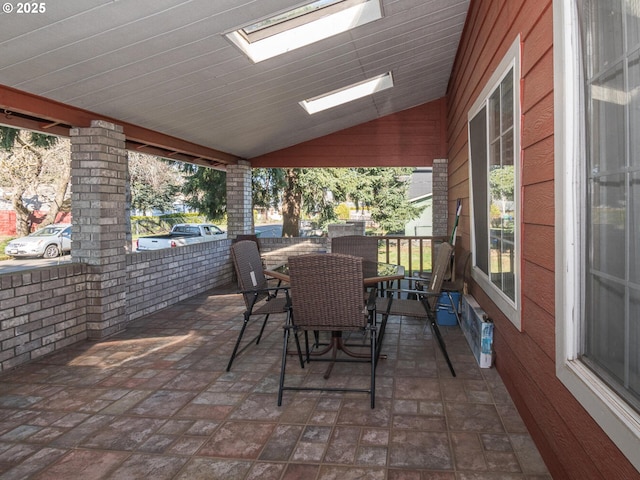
[4,223,72,258]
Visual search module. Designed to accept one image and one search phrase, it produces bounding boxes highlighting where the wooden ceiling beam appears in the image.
[0,85,240,167]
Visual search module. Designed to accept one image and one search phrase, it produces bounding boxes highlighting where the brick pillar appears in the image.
[70,120,128,339]
[226,160,253,238]
[432,158,449,237]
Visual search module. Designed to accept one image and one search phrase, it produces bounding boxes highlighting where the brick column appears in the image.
[226,160,253,238]
[70,120,128,339]
[432,158,449,237]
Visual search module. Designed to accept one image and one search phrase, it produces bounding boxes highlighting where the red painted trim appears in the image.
[0,85,240,166]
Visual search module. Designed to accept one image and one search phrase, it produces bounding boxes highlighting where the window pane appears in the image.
[490,139,501,167]
[591,62,626,172]
[500,128,515,300]
[629,51,640,167]
[631,287,640,400]
[590,174,626,279]
[501,70,514,132]
[584,275,626,381]
[470,107,489,275]
[627,1,640,53]
[632,172,640,283]
[243,0,346,33]
[502,128,514,167]
[579,0,640,414]
[586,0,624,75]
[489,89,501,142]
[489,164,515,301]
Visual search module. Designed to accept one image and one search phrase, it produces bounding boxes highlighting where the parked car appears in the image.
[136,223,227,251]
[4,223,72,258]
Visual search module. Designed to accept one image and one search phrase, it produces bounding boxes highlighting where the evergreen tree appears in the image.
[180,164,227,221]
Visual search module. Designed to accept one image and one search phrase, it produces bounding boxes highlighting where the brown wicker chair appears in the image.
[331,235,379,262]
[278,253,379,408]
[232,234,261,251]
[227,240,290,371]
[387,241,456,376]
[331,234,391,351]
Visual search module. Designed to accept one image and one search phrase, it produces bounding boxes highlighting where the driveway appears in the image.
[255,224,282,238]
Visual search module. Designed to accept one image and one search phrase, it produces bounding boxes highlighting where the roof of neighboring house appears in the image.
[407,168,433,202]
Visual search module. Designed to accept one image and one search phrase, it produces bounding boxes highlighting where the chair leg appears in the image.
[226,312,250,372]
[429,316,456,377]
[304,331,311,363]
[323,337,339,379]
[278,325,291,406]
[446,292,461,324]
[370,326,377,409]
[293,330,304,369]
[256,314,270,344]
[420,298,456,377]
[375,300,392,367]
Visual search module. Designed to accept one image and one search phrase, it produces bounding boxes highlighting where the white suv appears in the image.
[4,223,72,258]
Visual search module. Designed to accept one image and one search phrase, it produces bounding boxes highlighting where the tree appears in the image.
[180,164,226,221]
[489,165,515,227]
[281,169,302,237]
[128,152,183,214]
[175,164,423,236]
[278,167,421,236]
[489,165,514,203]
[0,127,69,236]
[280,168,347,237]
[359,167,421,233]
[252,168,286,221]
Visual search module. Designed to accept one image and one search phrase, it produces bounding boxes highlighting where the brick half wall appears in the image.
[1,237,330,372]
[126,239,235,322]
[0,263,88,371]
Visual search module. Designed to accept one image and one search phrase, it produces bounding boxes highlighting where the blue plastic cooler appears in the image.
[436,292,461,325]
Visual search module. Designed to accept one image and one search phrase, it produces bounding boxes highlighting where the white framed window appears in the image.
[554,0,640,470]
[468,37,521,329]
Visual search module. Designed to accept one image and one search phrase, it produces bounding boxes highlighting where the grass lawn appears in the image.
[377,238,435,274]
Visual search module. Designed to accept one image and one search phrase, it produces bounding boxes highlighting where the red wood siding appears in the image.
[0,211,71,236]
[448,0,639,479]
[250,98,447,168]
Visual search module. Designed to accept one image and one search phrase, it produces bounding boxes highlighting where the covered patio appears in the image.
[3,0,640,477]
[0,288,549,479]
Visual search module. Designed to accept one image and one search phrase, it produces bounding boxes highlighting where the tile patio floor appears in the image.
[0,288,551,479]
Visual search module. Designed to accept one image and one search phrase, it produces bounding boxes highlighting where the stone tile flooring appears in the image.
[0,290,552,479]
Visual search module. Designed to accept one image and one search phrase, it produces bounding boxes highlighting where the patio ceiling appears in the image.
[0,0,468,165]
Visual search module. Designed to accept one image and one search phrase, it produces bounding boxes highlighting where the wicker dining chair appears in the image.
[227,240,290,371]
[331,235,379,262]
[232,234,261,252]
[278,253,379,408]
[387,241,456,376]
[331,234,392,347]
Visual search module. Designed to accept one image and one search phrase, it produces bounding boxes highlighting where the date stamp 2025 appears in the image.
[2,2,46,14]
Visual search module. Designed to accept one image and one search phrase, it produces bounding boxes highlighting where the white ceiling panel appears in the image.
[0,0,469,159]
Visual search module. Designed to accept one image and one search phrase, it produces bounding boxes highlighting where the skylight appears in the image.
[226,0,383,63]
[242,0,345,37]
[299,72,394,114]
